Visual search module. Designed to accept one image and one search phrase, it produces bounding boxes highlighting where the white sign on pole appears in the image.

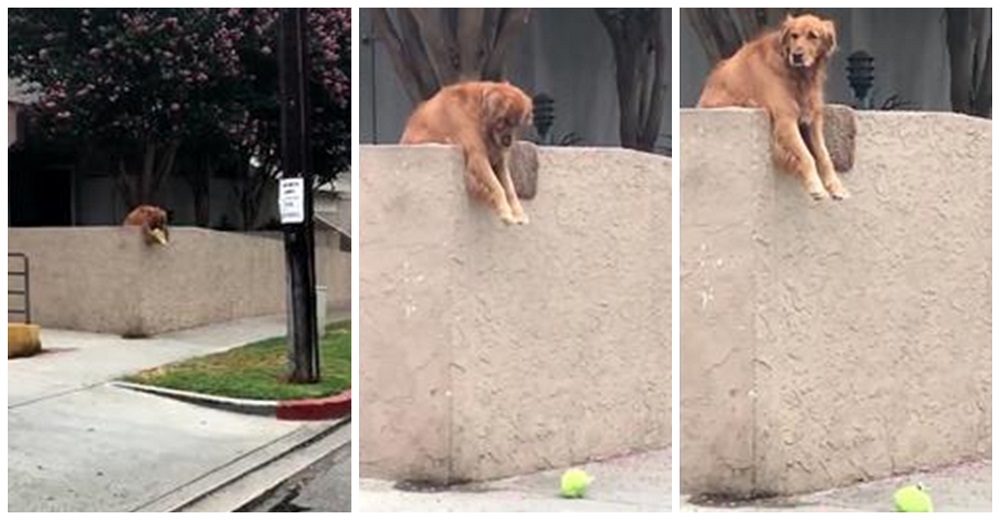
[278,178,305,224]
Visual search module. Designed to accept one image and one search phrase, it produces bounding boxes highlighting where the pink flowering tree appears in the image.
[9,8,350,227]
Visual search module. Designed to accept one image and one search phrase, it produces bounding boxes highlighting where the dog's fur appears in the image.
[698,14,849,200]
[123,205,170,245]
[401,81,534,224]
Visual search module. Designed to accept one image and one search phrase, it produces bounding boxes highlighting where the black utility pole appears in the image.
[278,8,320,383]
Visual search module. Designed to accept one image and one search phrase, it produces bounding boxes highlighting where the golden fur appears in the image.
[698,14,848,200]
[123,204,170,245]
[401,81,534,224]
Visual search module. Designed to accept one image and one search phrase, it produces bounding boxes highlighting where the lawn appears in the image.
[124,320,351,401]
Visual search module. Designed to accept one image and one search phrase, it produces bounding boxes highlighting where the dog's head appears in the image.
[482,82,533,149]
[780,14,836,69]
[125,205,170,245]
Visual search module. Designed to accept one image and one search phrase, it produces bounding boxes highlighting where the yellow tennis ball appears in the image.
[150,228,168,245]
[894,484,933,512]
[560,469,593,499]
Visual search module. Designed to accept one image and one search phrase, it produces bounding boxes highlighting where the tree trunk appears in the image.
[372,8,531,104]
[597,9,668,152]
[114,140,179,214]
[946,8,992,118]
[686,8,782,63]
[189,158,213,228]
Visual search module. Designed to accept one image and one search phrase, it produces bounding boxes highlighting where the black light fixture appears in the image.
[846,50,875,109]
[532,93,555,141]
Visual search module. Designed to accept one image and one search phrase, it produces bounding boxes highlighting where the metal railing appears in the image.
[8,253,31,324]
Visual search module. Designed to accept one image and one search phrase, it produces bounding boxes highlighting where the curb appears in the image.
[136,419,350,512]
[109,381,351,421]
[277,389,351,421]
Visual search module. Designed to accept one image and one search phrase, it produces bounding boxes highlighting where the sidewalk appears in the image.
[359,448,671,512]
[7,315,343,512]
[680,459,992,512]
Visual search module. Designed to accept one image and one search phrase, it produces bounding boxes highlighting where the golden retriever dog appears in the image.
[401,81,534,224]
[123,204,170,245]
[698,14,848,200]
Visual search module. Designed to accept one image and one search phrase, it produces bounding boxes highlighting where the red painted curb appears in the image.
[276,389,351,421]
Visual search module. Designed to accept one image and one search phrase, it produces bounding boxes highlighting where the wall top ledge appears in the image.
[361,143,672,164]
[681,106,992,127]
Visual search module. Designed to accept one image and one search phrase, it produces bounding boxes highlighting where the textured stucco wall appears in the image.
[680,109,992,497]
[8,227,350,335]
[361,145,671,483]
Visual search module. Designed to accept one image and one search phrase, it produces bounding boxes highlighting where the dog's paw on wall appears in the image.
[825,104,857,173]
[511,141,539,200]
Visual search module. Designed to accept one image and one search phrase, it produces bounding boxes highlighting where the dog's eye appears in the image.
[807,31,817,39]
[790,32,799,39]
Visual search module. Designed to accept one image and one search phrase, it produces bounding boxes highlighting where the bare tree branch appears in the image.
[411,9,460,86]
[457,8,485,78]
[642,13,666,145]
[946,9,974,114]
[597,8,667,152]
[396,9,441,99]
[371,8,426,103]
[483,8,530,79]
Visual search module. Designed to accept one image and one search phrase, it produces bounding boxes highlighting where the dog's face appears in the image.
[482,82,533,149]
[780,14,836,69]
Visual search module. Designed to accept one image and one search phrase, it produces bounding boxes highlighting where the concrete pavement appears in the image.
[245,440,352,512]
[359,448,671,512]
[681,459,992,512]
[7,315,347,512]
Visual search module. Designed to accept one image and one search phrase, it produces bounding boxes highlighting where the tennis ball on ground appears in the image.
[560,468,593,499]
[894,484,933,512]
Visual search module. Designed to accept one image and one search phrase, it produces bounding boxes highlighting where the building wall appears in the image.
[680,109,991,496]
[680,8,974,110]
[360,8,672,154]
[360,145,671,483]
[72,175,280,229]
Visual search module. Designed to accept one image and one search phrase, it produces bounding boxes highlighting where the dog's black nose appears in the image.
[792,52,804,64]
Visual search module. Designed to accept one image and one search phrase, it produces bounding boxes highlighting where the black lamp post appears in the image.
[532,93,555,142]
[847,50,875,109]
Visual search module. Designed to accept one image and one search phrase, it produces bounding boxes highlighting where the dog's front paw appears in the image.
[808,187,829,201]
[498,209,517,225]
[516,213,530,225]
[827,183,851,200]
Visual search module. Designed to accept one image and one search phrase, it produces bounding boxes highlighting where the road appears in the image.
[681,459,992,512]
[359,448,671,512]
[7,317,338,512]
[243,441,352,512]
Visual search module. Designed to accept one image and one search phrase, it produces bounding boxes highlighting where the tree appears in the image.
[685,8,783,63]
[596,8,669,153]
[8,8,351,225]
[9,9,249,210]
[371,8,530,103]
[945,8,991,118]
[223,8,351,229]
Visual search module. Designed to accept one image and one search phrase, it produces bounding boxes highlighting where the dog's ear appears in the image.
[777,16,793,60]
[482,86,507,120]
[779,14,794,46]
[822,19,837,55]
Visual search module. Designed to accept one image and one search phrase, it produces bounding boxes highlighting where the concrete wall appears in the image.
[8,227,351,336]
[360,145,671,483]
[680,109,991,497]
[360,9,672,154]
